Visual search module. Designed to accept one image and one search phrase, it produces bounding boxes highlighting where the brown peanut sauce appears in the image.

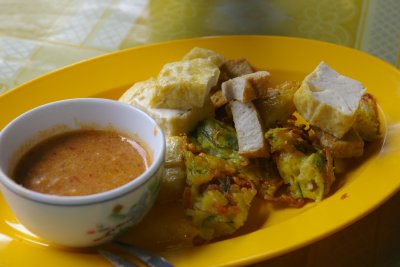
[13,129,149,196]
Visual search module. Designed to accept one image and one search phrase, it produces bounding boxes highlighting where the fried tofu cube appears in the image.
[294,62,365,138]
[119,78,214,136]
[150,58,220,109]
[182,47,225,67]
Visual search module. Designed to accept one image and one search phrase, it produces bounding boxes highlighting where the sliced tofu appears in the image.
[230,100,268,157]
[119,78,214,136]
[182,47,225,67]
[150,58,220,109]
[294,62,365,138]
[222,78,257,103]
[221,58,254,78]
[313,127,364,158]
[221,71,270,103]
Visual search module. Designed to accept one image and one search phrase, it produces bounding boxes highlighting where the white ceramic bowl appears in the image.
[0,98,165,247]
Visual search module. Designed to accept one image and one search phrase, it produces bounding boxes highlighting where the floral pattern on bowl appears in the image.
[85,176,161,242]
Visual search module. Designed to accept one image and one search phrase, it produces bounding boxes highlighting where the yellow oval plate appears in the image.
[1,36,400,267]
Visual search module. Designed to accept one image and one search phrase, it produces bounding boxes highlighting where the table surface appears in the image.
[0,1,399,266]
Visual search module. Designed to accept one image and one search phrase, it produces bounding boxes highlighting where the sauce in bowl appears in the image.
[13,129,149,196]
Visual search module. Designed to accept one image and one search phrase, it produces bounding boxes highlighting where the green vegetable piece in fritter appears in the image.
[184,150,236,186]
[272,151,304,198]
[296,151,327,200]
[190,118,249,168]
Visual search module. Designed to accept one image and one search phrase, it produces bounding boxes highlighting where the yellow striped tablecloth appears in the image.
[0,1,399,266]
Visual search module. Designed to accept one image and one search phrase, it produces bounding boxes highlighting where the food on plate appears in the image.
[313,127,364,158]
[222,76,256,103]
[119,48,382,243]
[221,71,270,103]
[254,81,300,129]
[151,58,220,109]
[293,61,365,138]
[221,58,254,78]
[157,136,186,203]
[189,119,249,168]
[183,119,257,240]
[230,101,268,157]
[266,127,334,202]
[182,47,225,67]
[210,89,228,109]
[184,151,256,241]
[221,71,271,158]
[353,93,381,141]
[149,47,224,110]
[13,129,149,196]
[211,59,266,108]
[119,78,214,136]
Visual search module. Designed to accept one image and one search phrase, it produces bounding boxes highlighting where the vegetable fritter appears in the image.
[266,126,335,202]
[183,119,258,241]
[183,149,257,241]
